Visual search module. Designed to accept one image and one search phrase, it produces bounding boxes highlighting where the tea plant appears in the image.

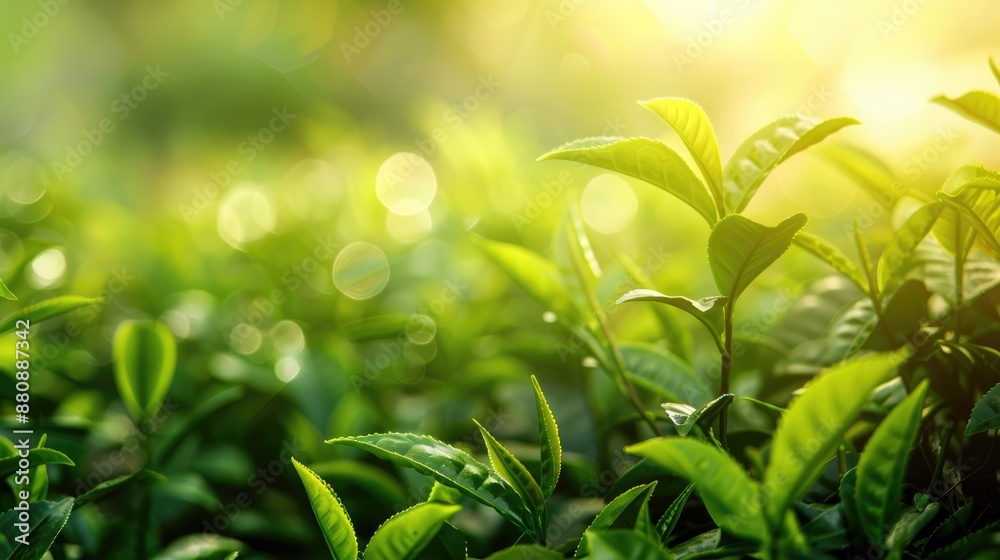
[3,61,1000,560]
[288,77,1000,558]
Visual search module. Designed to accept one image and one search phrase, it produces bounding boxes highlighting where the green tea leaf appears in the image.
[475,419,546,535]
[75,469,164,509]
[6,497,74,560]
[885,503,940,554]
[0,295,103,335]
[627,438,766,542]
[656,483,695,544]
[0,448,74,478]
[474,236,583,326]
[585,530,672,560]
[328,433,532,533]
[616,289,726,345]
[224,554,239,560]
[113,320,177,420]
[822,297,877,364]
[818,144,906,206]
[878,202,944,293]
[839,468,864,549]
[723,116,859,213]
[938,188,1000,255]
[641,97,725,214]
[531,375,562,501]
[793,232,868,293]
[933,91,1000,134]
[763,351,907,526]
[661,394,735,436]
[575,482,658,557]
[618,255,694,362]
[856,380,929,543]
[363,502,461,560]
[292,458,358,560]
[708,213,808,304]
[484,545,563,559]
[966,382,1000,436]
[150,535,244,560]
[538,137,718,225]
[0,278,15,300]
[612,343,712,406]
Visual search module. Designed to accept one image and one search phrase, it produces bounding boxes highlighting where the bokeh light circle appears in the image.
[217,186,276,248]
[28,248,66,289]
[333,242,390,300]
[386,209,432,243]
[405,314,436,344]
[375,152,437,215]
[581,174,638,234]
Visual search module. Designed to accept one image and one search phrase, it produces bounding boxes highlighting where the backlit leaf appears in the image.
[641,97,725,214]
[723,116,859,213]
[363,502,461,560]
[627,438,766,542]
[708,213,808,304]
[763,351,907,526]
[113,320,177,420]
[531,375,562,501]
[328,433,532,534]
[539,137,718,225]
[856,380,929,543]
[292,458,358,560]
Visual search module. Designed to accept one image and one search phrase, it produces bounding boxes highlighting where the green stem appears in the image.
[720,303,734,451]
[930,423,953,490]
[954,235,966,339]
[566,232,662,437]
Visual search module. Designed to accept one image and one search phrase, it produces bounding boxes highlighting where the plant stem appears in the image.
[565,230,662,437]
[954,235,966,339]
[720,303,734,450]
[930,423,953,489]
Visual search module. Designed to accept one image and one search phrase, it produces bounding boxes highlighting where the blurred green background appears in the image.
[1,0,999,557]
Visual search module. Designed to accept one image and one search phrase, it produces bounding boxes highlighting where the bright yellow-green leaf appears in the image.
[538,136,718,225]
[723,116,859,213]
[328,433,533,534]
[793,232,868,293]
[292,458,358,560]
[819,144,907,206]
[856,380,929,544]
[474,235,583,326]
[363,502,461,560]
[763,351,907,526]
[933,91,1000,134]
[475,419,546,535]
[0,295,103,335]
[113,320,177,420]
[531,375,562,501]
[879,203,944,293]
[574,482,658,558]
[641,97,725,215]
[708,213,808,304]
[627,439,766,542]
[586,530,673,560]
[616,289,727,346]
[0,278,15,301]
